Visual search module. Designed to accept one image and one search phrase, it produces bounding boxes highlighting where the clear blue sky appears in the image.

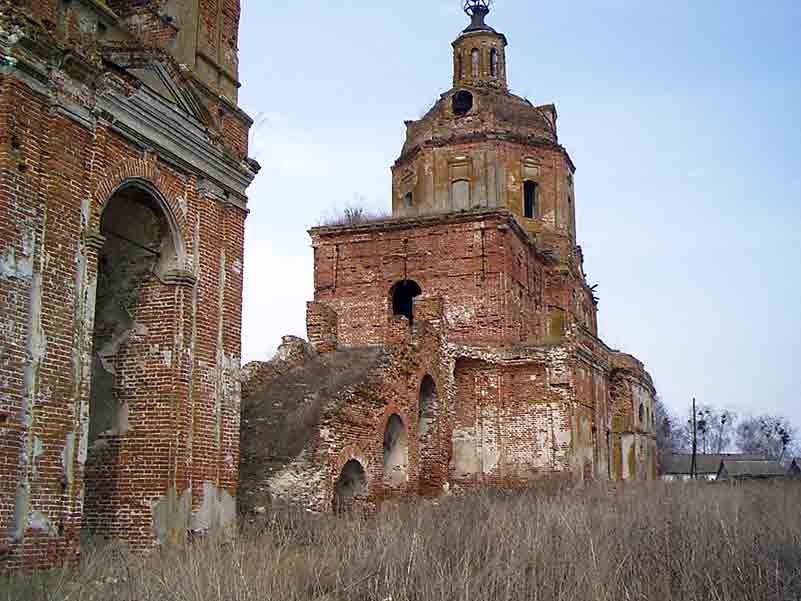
[236,1,801,426]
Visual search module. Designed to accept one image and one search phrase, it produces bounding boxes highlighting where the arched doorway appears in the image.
[390,280,421,324]
[418,375,440,495]
[383,414,408,488]
[83,182,182,539]
[333,460,367,514]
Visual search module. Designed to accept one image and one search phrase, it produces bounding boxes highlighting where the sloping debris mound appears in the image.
[239,336,383,515]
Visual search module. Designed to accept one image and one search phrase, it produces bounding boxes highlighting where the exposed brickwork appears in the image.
[306,302,338,354]
[240,6,657,515]
[0,0,257,572]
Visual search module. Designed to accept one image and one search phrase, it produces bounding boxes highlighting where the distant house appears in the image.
[661,454,765,481]
[716,460,788,481]
[789,458,801,478]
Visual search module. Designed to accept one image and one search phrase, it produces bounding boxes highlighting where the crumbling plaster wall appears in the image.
[0,47,252,574]
[289,210,655,511]
[241,299,633,516]
[393,141,573,244]
[449,347,573,489]
[245,320,452,514]
[609,353,658,482]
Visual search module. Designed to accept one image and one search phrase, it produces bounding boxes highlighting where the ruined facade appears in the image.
[240,2,657,516]
[0,0,257,571]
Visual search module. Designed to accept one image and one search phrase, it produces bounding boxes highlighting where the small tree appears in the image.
[736,415,797,461]
[675,404,737,454]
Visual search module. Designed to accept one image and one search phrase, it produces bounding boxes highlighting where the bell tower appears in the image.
[453,1,508,90]
[392,0,578,261]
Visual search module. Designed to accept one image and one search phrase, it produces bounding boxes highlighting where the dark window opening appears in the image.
[639,404,645,425]
[490,48,498,77]
[524,181,538,218]
[456,53,463,79]
[333,459,367,514]
[404,192,414,208]
[391,280,422,323]
[453,90,473,116]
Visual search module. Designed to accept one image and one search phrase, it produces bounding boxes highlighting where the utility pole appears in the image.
[690,397,698,480]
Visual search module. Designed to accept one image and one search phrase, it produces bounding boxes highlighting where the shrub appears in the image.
[317,205,390,227]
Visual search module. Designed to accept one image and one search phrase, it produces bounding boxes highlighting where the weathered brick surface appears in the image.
[311,212,549,348]
[0,0,256,572]
[239,6,657,515]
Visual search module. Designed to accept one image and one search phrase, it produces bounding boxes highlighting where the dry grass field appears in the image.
[5,482,801,601]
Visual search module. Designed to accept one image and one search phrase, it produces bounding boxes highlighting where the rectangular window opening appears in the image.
[524,181,538,219]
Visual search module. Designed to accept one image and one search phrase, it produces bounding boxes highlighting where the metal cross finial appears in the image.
[463,0,493,30]
[463,0,493,16]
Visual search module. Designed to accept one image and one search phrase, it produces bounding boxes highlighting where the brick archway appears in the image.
[92,159,191,276]
[93,158,188,248]
[82,179,193,547]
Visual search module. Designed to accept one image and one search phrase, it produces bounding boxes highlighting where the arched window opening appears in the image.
[456,53,464,79]
[452,90,473,116]
[524,181,538,219]
[418,375,437,441]
[403,192,414,208]
[471,48,480,77]
[490,48,498,77]
[84,183,178,538]
[639,404,645,425]
[452,179,470,210]
[383,415,408,487]
[391,279,422,324]
[333,459,367,514]
[417,374,442,495]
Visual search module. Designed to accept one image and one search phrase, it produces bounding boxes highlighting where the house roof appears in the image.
[662,454,765,475]
[718,460,788,479]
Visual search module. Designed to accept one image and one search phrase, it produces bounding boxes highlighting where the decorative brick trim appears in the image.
[93,158,185,230]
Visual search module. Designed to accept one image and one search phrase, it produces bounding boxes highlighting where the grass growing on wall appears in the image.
[5,482,801,601]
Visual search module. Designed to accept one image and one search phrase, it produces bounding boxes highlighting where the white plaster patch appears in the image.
[28,511,56,536]
[0,246,34,280]
[32,436,44,462]
[189,482,236,533]
[450,427,480,479]
[62,432,75,485]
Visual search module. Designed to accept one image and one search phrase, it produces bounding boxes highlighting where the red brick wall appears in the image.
[19,1,58,25]
[450,356,575,489]
[311,212,547,349]
[0,79,249,573]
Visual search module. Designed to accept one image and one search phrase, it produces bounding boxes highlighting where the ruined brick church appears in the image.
[240,1,658,516]
[0,0,257,571]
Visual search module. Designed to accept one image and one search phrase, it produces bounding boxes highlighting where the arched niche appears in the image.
[333,459,368,514]
[418,375,442,496]
[83,179,188,539]
[101,178,187,280]
[383,414,409,487]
